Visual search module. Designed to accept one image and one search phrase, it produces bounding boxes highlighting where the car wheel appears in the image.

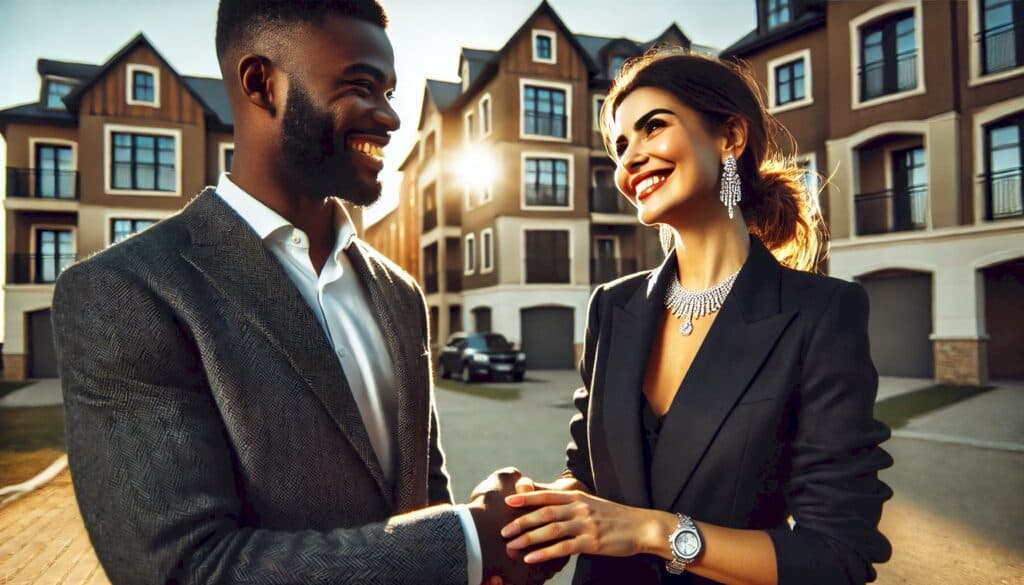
[461,364,474,384]
[513,372,524,382]
[438,361,449,379]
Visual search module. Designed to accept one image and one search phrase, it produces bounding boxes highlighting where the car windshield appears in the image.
[466,334,512,352]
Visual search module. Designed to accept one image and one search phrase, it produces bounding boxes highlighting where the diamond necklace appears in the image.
[664,268,740,336]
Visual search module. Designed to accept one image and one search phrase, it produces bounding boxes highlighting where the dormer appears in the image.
[532,29,557,64]
[126,63,160,108]
[41,76,77,110]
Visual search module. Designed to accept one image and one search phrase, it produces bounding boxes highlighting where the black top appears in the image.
[641,400,666,503]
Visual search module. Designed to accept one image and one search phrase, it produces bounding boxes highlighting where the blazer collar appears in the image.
[179,189,392,501]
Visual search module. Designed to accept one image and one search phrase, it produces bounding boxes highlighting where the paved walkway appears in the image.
[0,379,62,408]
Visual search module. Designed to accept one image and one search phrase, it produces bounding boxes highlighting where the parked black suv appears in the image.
[438,332,526,383]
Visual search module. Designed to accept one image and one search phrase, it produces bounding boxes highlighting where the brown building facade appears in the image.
[724,0,1024,384]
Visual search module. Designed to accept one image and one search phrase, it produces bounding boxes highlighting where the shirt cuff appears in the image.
[455,504,483,585]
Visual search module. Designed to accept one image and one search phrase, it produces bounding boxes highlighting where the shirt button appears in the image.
[291,235,301,244]
[336,347,347,359]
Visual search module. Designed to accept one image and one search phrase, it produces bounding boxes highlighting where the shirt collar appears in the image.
[216,173,357,251]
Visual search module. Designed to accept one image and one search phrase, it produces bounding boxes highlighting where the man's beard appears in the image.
[280,78,381,206]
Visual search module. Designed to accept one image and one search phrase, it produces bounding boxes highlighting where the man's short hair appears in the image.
[216,0,388,64]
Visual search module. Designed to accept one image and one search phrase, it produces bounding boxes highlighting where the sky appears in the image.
[0,0,756,225]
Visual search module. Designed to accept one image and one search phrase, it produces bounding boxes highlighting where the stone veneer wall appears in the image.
[3,355,28,381]
[933,338,989,386]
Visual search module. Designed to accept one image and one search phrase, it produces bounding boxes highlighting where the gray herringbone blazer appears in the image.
[52,189,467,584]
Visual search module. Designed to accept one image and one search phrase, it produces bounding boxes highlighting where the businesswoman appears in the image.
[500,50,893,585]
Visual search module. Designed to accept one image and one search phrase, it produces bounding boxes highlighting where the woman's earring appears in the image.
[720,154,742,219]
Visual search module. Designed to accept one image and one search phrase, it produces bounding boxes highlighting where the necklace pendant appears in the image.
[679,320,693,336]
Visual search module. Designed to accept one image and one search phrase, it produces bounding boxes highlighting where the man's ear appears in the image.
[238,54,279,117]
[721,116,749,161]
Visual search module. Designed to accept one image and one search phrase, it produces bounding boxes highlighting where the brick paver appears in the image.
[0,471,109,585]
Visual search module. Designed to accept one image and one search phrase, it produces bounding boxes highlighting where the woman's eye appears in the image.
[615,141,627,157]
[644,119,665,134]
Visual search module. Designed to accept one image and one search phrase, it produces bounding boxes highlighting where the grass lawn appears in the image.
[0,380,32,400]
[873,384,996,430]
[0,405,66,487]
[434,378,522,401]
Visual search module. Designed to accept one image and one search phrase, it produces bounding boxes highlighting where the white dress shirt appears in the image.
[216,174,481,584]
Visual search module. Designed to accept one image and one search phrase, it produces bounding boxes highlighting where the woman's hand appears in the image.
[500,490,668,564]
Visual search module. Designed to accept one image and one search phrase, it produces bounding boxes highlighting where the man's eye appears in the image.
[386,90,396,101]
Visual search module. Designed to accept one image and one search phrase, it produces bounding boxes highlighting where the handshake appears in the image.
[467,467,590,585]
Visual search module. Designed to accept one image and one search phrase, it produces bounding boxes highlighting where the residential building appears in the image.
[371,1,714,367]
[363,142,421,278]
[723,0,1024,384]
[0,34,360,380]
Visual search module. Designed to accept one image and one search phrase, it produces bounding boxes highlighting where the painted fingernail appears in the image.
[506,495,524,506]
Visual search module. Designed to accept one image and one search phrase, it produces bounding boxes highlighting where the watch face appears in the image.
[673,529,701,559]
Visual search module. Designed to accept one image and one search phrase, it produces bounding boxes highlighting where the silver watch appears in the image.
[666,514,703,575]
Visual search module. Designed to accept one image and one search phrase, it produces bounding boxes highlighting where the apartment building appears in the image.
[723,0,1024,385]
[371,1,714,367]
[0,34,240,380]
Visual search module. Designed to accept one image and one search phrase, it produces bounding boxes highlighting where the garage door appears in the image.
[520,306,574,369]
[984,259,1024,379]
[858,270,933,378]
[29,309,59,378]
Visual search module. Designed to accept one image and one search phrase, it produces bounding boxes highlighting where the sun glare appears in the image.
[455,148,498,191]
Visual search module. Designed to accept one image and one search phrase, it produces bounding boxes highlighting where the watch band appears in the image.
[666,513,703,575]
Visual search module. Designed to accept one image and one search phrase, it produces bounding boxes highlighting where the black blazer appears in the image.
[565,236,893,585]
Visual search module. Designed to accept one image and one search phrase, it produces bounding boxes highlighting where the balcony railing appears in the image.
[423,272,439,294]
[525,256,570,284]
[982,167,1023,220]
[6,167,79,199]
[854,186,928,235]
[979,20,1023,75]
[422,208,438,233]
[10,253,77,284]
[591,257,637,285]
[860,50,917,101]
[590,187,630,214]
[445,269,462,292]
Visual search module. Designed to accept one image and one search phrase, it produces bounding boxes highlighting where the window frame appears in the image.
[519,78,572,142]
[481,228,494,273]
[103,124,182,196]
[125,63,160,108]
[968,0,1024,86]
[464,109,476,144]
[219,142,235,175]
[767,49,813,114]
[532,30,557,64]
[521,151,574,211]
[520,226,573,285]
[479,94,493,138]
[464,233,476,275]
[593,94,606,131]
[28,224,76,284]
[42,76,76,110]
[766,0,792,30]
[849,1,926,110]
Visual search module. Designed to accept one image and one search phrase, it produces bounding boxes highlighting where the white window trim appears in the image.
[849,0,926,111]
[519,78,573,142]
[592,94,606,131]
[464,233,476,274]
[464,109,476,144]
[968,0,1024,87]
[972,95,1024,224]
[464,185,474,211]
[125,63,160,108]
[521,151,575,211]
[42,75,78,110]
[797,151,820,196]
[481,183,494,204]
[767,49,813,114]
[218,142,235,175]
[531,29,557,64]
[103,123,183,196]
[28,137,78,171]
[28,224,77,284]
[104,209,171,246]
[479,94,493,138]
[520,225,574,286]
[481,228,494,273]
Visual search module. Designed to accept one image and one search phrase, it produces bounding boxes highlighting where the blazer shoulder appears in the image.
[351,238,421,293]
[593,268,654,304]
[780,267,866,320]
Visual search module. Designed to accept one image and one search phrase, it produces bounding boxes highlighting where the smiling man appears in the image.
[50,1,538,583]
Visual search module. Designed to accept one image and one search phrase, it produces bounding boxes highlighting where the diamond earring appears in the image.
[720,154,741,219]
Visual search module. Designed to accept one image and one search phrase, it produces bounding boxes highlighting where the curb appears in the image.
[0,454,69,508]
[891,430,1024,453]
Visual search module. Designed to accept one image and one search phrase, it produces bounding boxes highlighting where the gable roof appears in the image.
[720,8,825,58]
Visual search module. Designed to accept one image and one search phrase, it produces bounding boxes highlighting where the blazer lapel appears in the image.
[599,253,676,508]
[650,238,798,510]
[179,190,390,500]
[344,242,430,513]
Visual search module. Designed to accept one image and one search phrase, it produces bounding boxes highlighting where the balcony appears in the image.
[6,167,79,200]
[525,256,570,284]
[422,208,438,233]
[590,186,630,214]
[980,20,1023,75]
[860,50,917,101]
[854,186,928,235]
[9,253,77,284]
[982,167,1023,220]
[423,271,439,294]
[445,269,462,293]
[591,257,637,284]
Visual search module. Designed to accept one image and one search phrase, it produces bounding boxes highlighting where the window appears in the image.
[422,183,438,232]
[126,64,160,107]
[985,114,1024,219]
[797,154,819,198]
[45,80,73,109]
[891,146,928,230]
[111,219,157,244]
[768,50,812,112]
[533,31,556,63]
[860,12,917,101]
[111,132,177,192]
[219,144,235,174]
[767,0,792,29]
[524,157,570,208]
[464,233,476,274]
[479,95,492,137]
[34,229,74,284]
[481,228,494,273]
[524,230,570,284]
[775,59,805,106]
[981,0,1024,74]
[609,55,627,78]
[593,96,606,130]
[464,110,475,143]
[35,144,75,198]
[523,84,567,139]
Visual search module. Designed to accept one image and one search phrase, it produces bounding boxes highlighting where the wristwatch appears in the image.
[666,514,703,575]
